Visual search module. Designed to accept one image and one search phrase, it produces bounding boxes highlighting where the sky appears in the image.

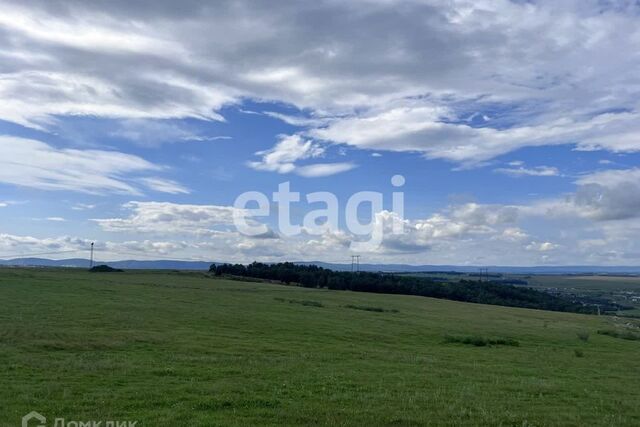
[1,0,640,266]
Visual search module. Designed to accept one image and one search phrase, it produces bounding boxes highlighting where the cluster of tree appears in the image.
[89,264,123,273]
[211,262,596,314]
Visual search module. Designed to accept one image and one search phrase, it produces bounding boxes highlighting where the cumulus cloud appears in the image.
[520,168,640,222]
[248,134,355,177]
[0,232,202,260]
[6,194,640,265]
[248,135,324,174]
[93,201,243,234]
[0,233,91,257]
[526,241,559,252]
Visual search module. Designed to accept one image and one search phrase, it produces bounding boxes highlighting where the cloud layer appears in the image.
[1,1,639,162]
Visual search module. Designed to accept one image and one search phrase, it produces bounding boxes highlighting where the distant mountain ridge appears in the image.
[293,261,640,275]
[1,257,640,274]
[0,258,213,270]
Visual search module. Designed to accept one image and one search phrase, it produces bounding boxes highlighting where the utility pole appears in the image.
[90,242,94,269]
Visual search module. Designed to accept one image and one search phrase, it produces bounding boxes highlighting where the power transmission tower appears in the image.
[89,242,94,268]
[351,255,361,272]
[478,267,489,282]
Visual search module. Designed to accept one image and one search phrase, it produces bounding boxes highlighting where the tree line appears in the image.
[211,262,596,314]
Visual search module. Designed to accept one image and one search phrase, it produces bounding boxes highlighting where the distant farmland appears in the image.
[1,268,640,426]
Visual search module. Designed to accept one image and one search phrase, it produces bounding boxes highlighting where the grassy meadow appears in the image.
[1,268,640,426]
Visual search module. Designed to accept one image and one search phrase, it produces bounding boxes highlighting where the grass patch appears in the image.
[344,304,399,313]
[597,329,640,341]
[274,297,324,307]
[574,349,585,358]
[443,334,520,347]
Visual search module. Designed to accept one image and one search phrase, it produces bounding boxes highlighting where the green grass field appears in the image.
[2,268,640,426]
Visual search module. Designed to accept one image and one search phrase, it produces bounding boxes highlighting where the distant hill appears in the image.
[1,257,640,274]
[0,258,213,270]
[294,261,640,275]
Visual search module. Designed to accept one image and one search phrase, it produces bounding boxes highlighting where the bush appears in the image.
[274,297,324,308]
[576,331,590,342]
[344,304,399,313]
[574,349,585,358]
[443,334,520,347]
[89,265,123,273]
[597,329,640,341]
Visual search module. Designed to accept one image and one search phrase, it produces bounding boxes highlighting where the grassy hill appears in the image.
[1,268,639,426]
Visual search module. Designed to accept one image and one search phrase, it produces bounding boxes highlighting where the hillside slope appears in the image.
[0,268,639,426]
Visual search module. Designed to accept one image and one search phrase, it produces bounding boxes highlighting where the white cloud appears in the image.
[526,241,559,252]
[0,1,638,162]
[296,163,357,177]
[263,112,327,127]
[0,233,91,257]
[6,194,640,265]
[494,165,560,177]
[308,104,640,164]
[71,203,96,211]
[520,168,640,222]
[248,135,324,174]
[45,217,66,222]
[576,168,640,188]
[248,134,355,177]
[0,135,187,195]
[494,227,529,242]
[111,119,231,147]
[93,201,246,235]
[140,177,190,195]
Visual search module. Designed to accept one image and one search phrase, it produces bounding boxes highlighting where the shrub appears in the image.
[89,265,123,273]
[443,334,519,347]
[576,331,590,342]
[274,297,323,308]
[597,329,640,341]
[344,304,399,313]
[574,349,585,358]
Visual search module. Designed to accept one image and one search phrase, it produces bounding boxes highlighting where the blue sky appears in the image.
[1,0,640,265]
